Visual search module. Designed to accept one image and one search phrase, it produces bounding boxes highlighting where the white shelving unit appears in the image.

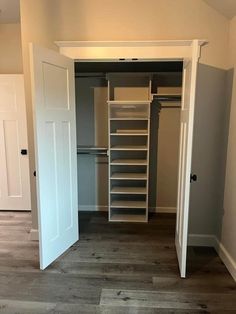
[108,74,151,222]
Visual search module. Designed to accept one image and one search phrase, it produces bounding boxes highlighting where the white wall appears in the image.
[52,0,229,69]
[221,16,236,280]
[20,0,59,229]
[157,107,180,210]
[0,23,23,73]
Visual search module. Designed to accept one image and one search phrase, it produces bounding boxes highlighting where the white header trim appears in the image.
[55,40,207,48]
[54,40,207,61]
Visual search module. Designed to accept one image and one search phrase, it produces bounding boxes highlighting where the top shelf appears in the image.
[108,100,151,105]
[154,93,182,97]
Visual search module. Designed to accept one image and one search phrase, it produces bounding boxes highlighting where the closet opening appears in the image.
[75,61,183,224]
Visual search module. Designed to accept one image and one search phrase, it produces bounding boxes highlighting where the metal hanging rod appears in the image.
[152,94,181,109]
[75,73,106,78]
[161,105,181,109]
[77,146,108,150]
[77,152,108,156]
[77,146,108,156]
[153,95,182,102]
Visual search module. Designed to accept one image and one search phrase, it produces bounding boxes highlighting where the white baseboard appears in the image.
[29,229,39,241]
[149,206,176,213]
[218,241,236,282]
[188,233,236,282]
[0,208,31,211]
[78,205,108,212]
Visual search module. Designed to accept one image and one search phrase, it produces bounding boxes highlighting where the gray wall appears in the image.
[76,76,181,212]
[189,64,233,237]
[76,77,108,209]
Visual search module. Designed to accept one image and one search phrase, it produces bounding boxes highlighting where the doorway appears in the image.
[75,61,183,225]
[30,41,201,277]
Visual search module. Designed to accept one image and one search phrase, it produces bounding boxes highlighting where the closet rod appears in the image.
[153,95,181,102]
[75,74,106,78]
[161,106,181,109]
[77,146,108,156]
[77,152,108,156]
[161,105,181,109]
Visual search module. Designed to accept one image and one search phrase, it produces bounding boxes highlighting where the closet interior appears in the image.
[76,62,183,223]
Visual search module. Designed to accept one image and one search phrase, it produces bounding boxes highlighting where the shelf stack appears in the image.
[107,74,151,222]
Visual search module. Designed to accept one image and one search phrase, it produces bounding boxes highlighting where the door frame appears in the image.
[30,40,205,221]
[30,40,206,272]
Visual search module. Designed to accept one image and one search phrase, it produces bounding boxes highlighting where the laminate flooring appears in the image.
[0,211,235,313]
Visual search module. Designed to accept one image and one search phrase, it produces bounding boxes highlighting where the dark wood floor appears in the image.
[0,211,235,314]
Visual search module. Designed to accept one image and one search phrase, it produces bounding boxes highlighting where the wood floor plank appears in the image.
[0,241,39,261]
[64,242,177,265]
[0,259,39,273]
[152,274,236,293]
[0,299,98,314]
[100,288,236,311]
[0,226,31,241]
[0,299,222,314]
[0,272,101,305]
[48,260,179,277]
[79,233,175,245]
[0,272,155,305]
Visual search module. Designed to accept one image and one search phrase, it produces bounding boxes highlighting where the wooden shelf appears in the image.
[111,173,147,180]
[110,118,149,121]
[110,159,148,165]
[110,145,148,151]
[116,129,148,134]
[110,200,146,208]
[109,213,147,222]
[110,187,147,194]
[110,133,148,136]
[108,100,150,105]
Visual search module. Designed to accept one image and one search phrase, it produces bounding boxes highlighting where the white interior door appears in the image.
[30,44,78,269]
[175,43,199,278]
[0,75,31,211]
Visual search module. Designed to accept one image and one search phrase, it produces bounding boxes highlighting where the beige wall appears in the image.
[0,23,23,73]
[222,16,236,263]
[157,107,180,209]
[19,0,231,229]
[20,0,59,229]
[52,0,229,69]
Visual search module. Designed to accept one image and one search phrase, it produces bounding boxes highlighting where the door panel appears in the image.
[3,120,21,196]
[0,75,31,210]
[175,42,199,278]
[30,44,78,270]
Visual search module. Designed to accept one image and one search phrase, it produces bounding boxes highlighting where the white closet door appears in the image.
[0,75,31,211]
[175,43,199,278]
[30,44,78,269]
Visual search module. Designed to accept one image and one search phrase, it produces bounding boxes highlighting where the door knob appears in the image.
[21,149,27,155]
[190,174,197,182]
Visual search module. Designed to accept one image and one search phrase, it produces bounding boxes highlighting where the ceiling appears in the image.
[204,0,236,19]
[0,0,20,23]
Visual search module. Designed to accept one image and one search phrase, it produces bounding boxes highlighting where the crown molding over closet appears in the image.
[54,40,207,60]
